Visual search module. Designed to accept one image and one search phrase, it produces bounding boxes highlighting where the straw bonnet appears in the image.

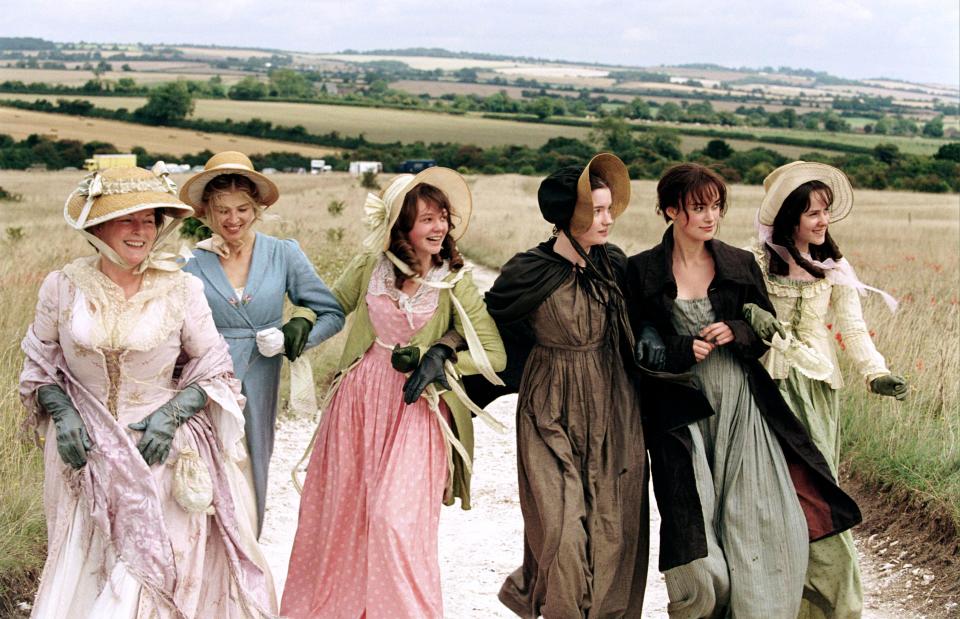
[362,167,472,252]
[759,161,853,226]
[179,151,280,215]
[538,153,631,236]
[64,164,193,230]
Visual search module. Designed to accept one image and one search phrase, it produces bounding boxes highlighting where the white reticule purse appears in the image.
[173,445,215,514]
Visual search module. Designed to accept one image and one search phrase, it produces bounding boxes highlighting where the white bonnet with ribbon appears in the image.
[362,166,472,252]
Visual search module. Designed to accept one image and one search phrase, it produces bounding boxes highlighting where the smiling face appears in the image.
[793,189,832,252]
[92,210,159,267]
[666,184,723,243]
[572,187,614,250]
[407,197,450,262]
[207,190,258,245]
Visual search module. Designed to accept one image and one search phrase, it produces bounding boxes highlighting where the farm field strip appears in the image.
[0,107,338,158]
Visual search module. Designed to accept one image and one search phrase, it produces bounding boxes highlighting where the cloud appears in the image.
[3,0,957,84]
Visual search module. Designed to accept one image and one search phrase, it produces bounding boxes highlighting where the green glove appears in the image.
[870,374,908,401]
[128,384,208,466]
[282,317,313,362]
[391,345,421,373]
[37,384,93,470]
[742,303,787,342]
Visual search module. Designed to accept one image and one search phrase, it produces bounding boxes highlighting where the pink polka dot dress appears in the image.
[281,284,450,618]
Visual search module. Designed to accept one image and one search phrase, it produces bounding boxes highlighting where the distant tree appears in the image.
[657,102,683,122]
[454,68,478,82]
[934,142,960,162]
[922,115,945,138]
[872,117,891,134]
[589,116,634,154]
[229,76,268,100]
[92,60,112,76]
[624,97,652,120]
[135,81,194,123]
[114,77,139,94]
[121,63,132,72]
[206,75,226,98]
[529,97,559,120]
[873,143,901,165]
[891,116,918,136]
[269,69,313,99]
[822,113,850,132]
[704,139,733,159]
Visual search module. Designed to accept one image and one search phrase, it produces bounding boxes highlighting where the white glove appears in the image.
[256,328,285,358]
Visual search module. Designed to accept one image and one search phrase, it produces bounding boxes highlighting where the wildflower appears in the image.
[227,297,238,306]
[826,323,833,331]
[916,359,925,371]
[904,255,916,262]
[869,330,876,338]
[835,331,846,351]
[242,294,253,305]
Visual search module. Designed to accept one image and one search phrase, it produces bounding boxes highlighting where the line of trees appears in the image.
[3,119,957,193]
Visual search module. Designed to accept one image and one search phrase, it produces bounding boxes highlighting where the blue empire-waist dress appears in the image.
[185,232,345,535]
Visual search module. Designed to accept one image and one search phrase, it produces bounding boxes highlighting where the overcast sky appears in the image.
[5,0,959,86]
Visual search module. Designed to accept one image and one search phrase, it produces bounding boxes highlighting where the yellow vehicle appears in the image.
[83,154,137,171]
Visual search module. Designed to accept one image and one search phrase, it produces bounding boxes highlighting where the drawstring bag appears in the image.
[173,445,215,514]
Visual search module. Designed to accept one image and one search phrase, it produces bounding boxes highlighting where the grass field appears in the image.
[0,107,338,158]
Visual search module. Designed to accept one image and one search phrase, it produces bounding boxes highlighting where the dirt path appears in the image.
[259,262,929,618]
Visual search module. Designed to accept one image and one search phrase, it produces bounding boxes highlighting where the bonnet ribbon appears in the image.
[361,192,390,252]
[756,212,898,313]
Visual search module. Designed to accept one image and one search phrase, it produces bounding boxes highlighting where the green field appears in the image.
[2,91,956,160]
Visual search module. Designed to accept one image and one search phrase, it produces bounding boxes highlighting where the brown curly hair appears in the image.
[389,183,464,288]
[655,163,728,224]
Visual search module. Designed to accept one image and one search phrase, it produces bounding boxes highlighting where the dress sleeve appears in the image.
[723,259,774,361]
[181,275,229,361]
[450,270,507,377]
[20,271,67,413]
[831,282,889,383]
[282,239,346,349]
[33,271,62,343]
[331,253,372,316]
[625,255,697,372]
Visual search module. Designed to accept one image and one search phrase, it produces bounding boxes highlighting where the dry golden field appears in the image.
[0,169,957,607]
[0,107,338,157]
[0,67,246,87]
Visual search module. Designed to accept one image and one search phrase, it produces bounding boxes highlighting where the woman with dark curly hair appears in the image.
[281,168,506,618]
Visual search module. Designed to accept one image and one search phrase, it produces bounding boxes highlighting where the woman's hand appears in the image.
[699,322,735,346]
[870,374,909,401]
[742,303,787,341]
[692,338,715,362]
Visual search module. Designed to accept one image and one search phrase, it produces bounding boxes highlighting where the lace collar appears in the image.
[368,253,450,325]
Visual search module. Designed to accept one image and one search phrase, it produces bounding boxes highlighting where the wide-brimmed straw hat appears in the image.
[363,167,472,252]
[538,153,630,236]
[759,161,853,226]
[179,151,279,215]
[64,164,193,229]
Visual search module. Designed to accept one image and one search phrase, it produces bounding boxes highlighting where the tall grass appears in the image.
[0,171,956,607]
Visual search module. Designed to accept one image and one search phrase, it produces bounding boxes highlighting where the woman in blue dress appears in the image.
[180,151,345,536]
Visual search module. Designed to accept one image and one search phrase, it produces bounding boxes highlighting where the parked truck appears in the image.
[83,153,137,171]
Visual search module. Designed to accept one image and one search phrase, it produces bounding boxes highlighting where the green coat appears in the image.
[330,252,507,509]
